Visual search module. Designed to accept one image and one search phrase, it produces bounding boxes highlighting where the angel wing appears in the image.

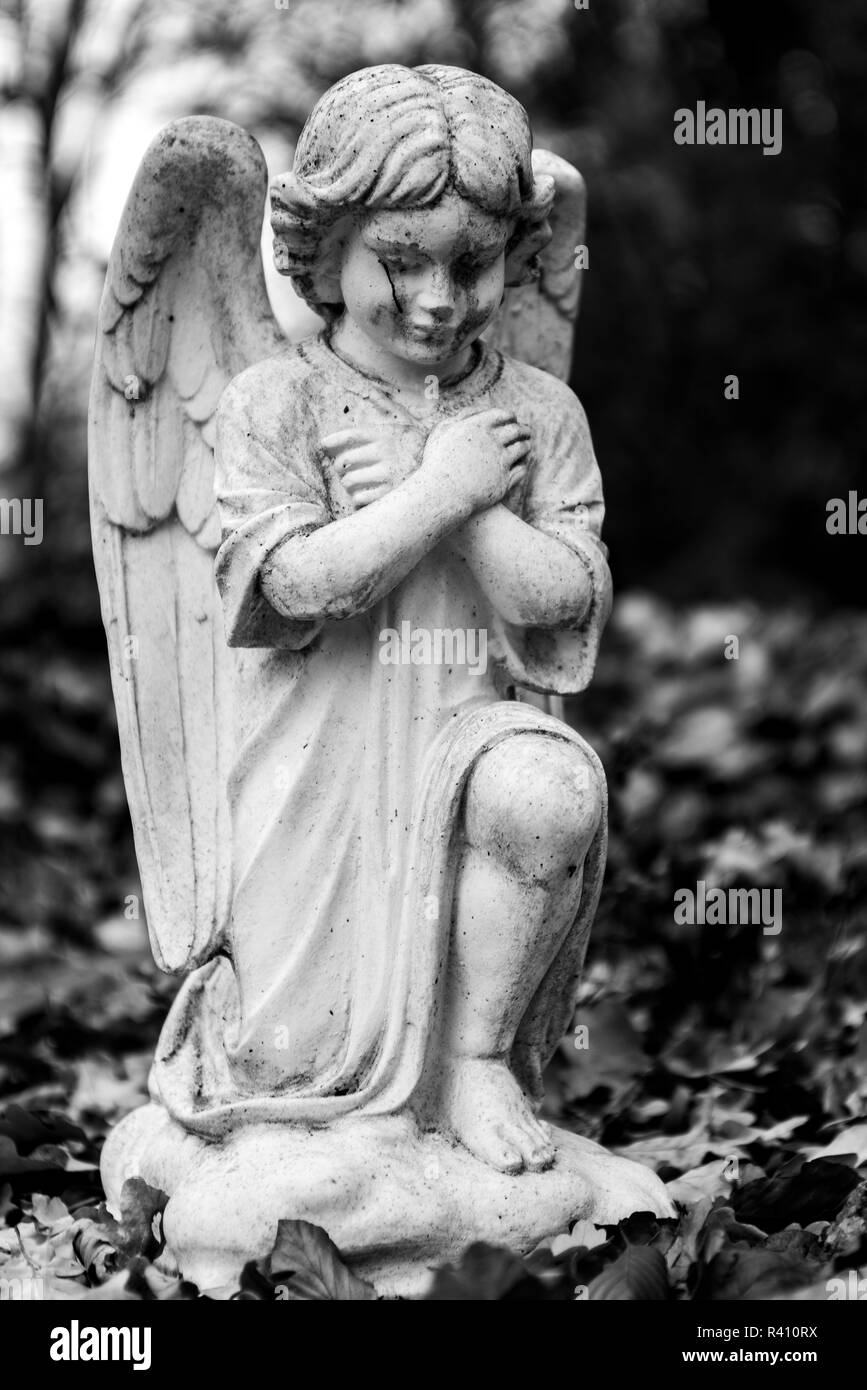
[89,116,284,973]
[485,148,586,381]
[486,148,587,720]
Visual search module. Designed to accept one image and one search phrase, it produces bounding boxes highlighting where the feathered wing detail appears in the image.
[89,117,285,973]
[488,152,604,1077]
[487,149,587,721]
[486,148,586,380]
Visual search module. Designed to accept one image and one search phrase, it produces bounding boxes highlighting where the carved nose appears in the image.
[416,269,455,321]
[416,300,454,322]
[415,295,454,322]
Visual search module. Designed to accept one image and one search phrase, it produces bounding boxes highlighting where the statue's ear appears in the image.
[271,183,348,313]
[503,174,556,287]
[504,244,543,288]
[304,216,350,308]
[485,154,585,383]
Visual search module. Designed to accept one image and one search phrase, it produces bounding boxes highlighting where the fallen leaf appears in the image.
[733,1157,861,1232]
[590,1245,670,1300]
[806,1124,867,1166]
[238,1219,377,1302]
[425,1242,554,1301]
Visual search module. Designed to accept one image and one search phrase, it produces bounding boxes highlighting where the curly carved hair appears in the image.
[270,64,554,320]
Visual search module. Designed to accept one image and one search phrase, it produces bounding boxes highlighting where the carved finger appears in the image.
[459,407,516,426]
[334,446,386,473]
[350,486,390,509]
[496,425,532,445]
[321,428,381,455]
[342,464,389,490]
[504,440,531,462]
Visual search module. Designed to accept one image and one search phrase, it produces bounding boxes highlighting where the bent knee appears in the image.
[463,734,604,880]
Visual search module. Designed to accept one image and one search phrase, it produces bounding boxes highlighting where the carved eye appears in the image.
[455,251,500,275]
[381,253,421,276]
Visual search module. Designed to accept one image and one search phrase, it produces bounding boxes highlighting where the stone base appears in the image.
[102,1103,676,1298]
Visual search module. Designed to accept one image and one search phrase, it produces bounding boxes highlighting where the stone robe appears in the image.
[151,333,612,1135]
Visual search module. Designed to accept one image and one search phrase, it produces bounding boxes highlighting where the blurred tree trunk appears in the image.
[0,0,84,481]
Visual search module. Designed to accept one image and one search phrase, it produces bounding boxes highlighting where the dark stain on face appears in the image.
[452,258,482,291]
[457,288,490,344]
[453,249,507,345]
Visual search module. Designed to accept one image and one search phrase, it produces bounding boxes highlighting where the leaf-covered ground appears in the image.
[1,596,866,1299]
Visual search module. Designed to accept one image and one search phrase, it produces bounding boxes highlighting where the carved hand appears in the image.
[421,409,530,513]
[321,427,405,509]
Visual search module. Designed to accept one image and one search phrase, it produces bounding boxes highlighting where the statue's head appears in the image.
[271,64,553,365]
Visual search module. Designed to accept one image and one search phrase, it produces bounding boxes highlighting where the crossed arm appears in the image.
[260,412,595,630]
[447,506,594,629]
[261,464,475,624]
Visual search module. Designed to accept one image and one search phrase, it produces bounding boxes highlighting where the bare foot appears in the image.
[439,1056,556,1174]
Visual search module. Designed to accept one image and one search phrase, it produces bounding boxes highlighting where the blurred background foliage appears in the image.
[1,0,866,1277]
[1,0,864,614]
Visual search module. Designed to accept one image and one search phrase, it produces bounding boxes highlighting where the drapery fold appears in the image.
[149,335,612,1135]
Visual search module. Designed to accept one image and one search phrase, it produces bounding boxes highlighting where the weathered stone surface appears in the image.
[90,63,672,1293]
[103,1103,674,1297]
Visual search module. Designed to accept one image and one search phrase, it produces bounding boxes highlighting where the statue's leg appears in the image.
[436,733,603,1174]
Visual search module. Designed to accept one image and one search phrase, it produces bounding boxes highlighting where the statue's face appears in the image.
[338,191,510,367]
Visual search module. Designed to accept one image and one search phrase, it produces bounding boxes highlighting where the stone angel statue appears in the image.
[92,64,671,1295]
